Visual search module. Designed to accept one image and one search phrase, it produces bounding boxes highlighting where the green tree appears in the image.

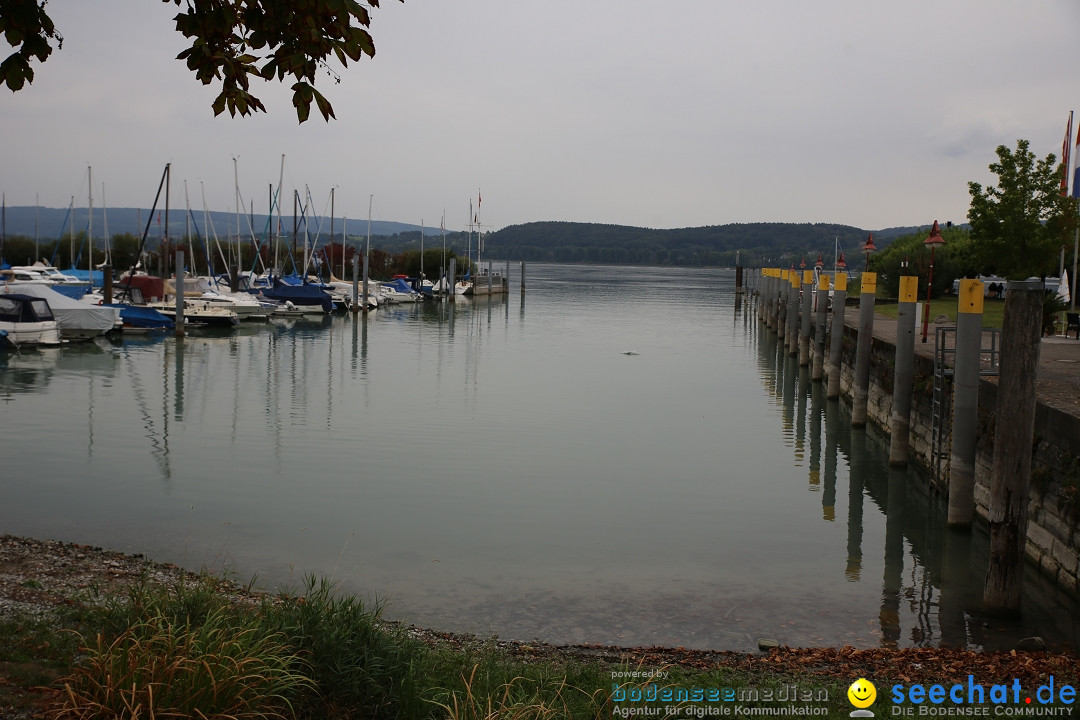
[967,139,1078,279]
[0,0,402,123]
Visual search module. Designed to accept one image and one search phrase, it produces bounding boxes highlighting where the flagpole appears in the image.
[1072,113,1079,312]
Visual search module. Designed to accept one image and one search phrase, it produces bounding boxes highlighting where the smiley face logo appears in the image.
[847,678,876,709]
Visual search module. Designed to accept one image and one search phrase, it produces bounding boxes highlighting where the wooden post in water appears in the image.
[448,258,456,299]
[889,275,919,466]
[362,254,370,312]
[351,255,360,314]
[983,280,1043,616]
[174,250,185,337]
[826,272,848,400]
[947,279,984,529]
[851,272,876,426]
[786,272,798,353]
[812,274,830,381]
[102,264,113,305]
[799,270,813,366]
[520,260,526,296]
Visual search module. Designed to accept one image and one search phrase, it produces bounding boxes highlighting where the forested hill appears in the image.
[481,221,915,268]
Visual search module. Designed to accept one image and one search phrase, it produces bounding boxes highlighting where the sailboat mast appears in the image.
[420,219,424,277]
[87,166,93,274]
[234,157,241,279]
[69,196,74,270]
[102,183,111,267]
[330,186,335,280]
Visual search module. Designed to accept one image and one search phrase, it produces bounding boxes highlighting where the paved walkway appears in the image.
[847,311,1080,417]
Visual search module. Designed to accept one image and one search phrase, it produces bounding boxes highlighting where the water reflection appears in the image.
[753,318,1080,650]
[2,265,1077,654]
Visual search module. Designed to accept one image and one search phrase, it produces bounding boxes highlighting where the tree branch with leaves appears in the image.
[0,0,402,123]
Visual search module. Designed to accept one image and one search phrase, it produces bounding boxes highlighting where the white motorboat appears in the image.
[0,293,63,349]
[1,284,120,339]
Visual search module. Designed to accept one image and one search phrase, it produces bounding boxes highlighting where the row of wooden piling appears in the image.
[746,266,1047,616]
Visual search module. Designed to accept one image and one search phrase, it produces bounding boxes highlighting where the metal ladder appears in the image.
[929,326,1001,482]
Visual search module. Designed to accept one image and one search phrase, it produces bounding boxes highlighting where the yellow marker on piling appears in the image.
[899,275,918,303]
[861,271,877,295]
[958,278,984,314]
[834,272,847,292]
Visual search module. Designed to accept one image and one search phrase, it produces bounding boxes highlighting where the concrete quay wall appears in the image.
[827,321,1080,597]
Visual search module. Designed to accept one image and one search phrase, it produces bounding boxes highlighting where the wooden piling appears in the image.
[174,250,185,337]
[851,272,876,426]
[826,272,847,400]
[812,274,830,381]
[982,280,1043,616]
[888,275,918,466]
[947,279,984,529]
[799,270,813,366]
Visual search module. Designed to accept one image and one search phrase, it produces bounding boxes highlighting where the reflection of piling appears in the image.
[812,274,830,381]
[846,429,866,581]
[880,467,907,647]
[851,272,876,426]
[983,280,1043,616]
[799,270,813,366]
[941,529,974,646]
[948,279,984,529]
[826,273,848,400]
[889,276,919,466]
[174,250,185,338]
[822,398,838,521]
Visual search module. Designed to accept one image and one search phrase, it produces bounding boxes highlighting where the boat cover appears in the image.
[1,285,118,333]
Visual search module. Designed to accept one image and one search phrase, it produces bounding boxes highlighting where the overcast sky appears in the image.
[3,1,1078,233]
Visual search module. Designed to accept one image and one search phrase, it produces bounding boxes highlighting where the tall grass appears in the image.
[52,607,311,719]
[32,571,848,720]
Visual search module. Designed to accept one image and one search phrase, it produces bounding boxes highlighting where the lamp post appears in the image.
[862,232,877,269]
[921,221,945,343]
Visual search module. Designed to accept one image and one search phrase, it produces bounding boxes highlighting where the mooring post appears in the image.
[773,270,783,330]
[776,271,787,339]
[799,270,813,366]
[851,272,876,426]
[889,275,919,466]
[351,255,360,314]
[812,274,830,381]
[735,262,744,296]
[174,250,185,337]
[763,272,774,326]
[826,272,848,400]
[947,279,985,529]
[787,272,800,355]
[103,264,113,305]
[982,279,1043,616]
[448,258,456,300]
[362,254,370,312]
[520,260,526,296]
[487,260,493,293]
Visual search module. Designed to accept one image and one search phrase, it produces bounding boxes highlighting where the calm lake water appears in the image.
[2,263,1078,652]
